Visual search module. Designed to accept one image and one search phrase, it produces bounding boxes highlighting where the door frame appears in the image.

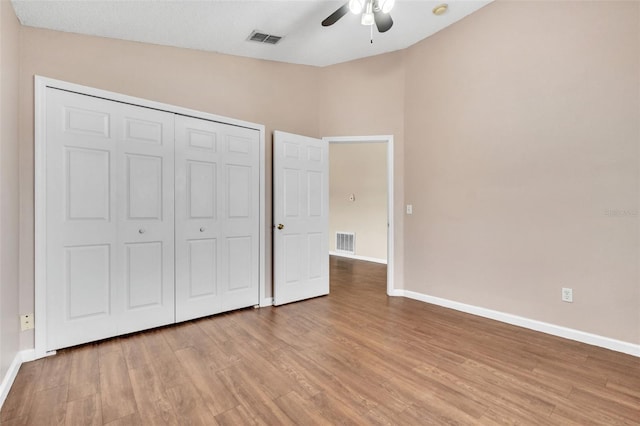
[34,76,267,359]
[322,135,395,295]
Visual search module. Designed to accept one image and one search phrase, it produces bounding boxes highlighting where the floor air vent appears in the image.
[247,30,283,45]
[336,232,355,255]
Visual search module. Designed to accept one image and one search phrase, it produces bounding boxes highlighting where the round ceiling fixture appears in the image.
[433,4,448,16]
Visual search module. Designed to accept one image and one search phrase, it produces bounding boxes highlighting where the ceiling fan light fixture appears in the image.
[349,0,364,14]
[379,0,395,14]
[321,0,394,33]
[361,11,375,26]
[361,1,374,25]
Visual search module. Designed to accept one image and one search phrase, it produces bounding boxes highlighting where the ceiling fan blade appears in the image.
[322,3,349,27]
[374,10,393,33]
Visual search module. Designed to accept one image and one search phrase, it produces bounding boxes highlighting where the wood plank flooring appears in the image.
[2,256,639,425]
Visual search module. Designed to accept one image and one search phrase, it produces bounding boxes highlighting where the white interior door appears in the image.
[46,88,175,351]
[175,116,260,321]
[273,131,329,306]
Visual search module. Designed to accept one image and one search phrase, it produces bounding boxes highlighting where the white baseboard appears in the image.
[388,288,404,297]
[0,349,36,410]
[0,352,21,409]
[329,251,387,264]
[260,297,273,307]
[397,289,640,358]
[20,349,37,363]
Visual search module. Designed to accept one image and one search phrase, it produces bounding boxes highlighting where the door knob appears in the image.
[277,224,284,230]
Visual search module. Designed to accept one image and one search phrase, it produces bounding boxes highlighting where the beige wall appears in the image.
[403,1,640,343]
[319,52,406,287]
[0,0,21,378]
[329,143,387,261]
[18,27,321,349]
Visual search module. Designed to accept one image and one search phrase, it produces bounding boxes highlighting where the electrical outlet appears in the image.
[561,288,573,303]
[20,314,34,331]
[406,204,413,215]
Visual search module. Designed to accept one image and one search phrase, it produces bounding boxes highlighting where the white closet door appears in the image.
[175,116,259,322]
[46,89,175,351]
[115,102,175,335]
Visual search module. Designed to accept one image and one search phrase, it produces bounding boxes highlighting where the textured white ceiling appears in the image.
[11,0,492,67]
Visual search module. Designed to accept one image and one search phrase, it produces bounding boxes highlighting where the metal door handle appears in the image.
[138,228,145,234]
[277,224,284,230]
[200,227,206,232]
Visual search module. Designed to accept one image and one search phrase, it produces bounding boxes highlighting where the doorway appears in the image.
[324,135,394,295]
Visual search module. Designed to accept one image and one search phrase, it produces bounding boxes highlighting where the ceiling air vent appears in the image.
[247,30,283,45]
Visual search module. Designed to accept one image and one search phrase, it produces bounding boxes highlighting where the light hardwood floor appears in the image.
[2,256,639,425]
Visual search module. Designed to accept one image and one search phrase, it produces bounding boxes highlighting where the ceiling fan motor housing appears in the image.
[349,0,395,15]
[322,0,394,33]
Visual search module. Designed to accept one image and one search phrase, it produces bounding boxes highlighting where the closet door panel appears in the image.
[227,165,252,218]
[46,89,175,351]
[65,147,111,221]
[116,102,175,335]
[188,161,217,219]
[227,236,252,291]
[187,238,218,298]
[125,242,164,309]
[175,117,259,321]
[219,126,260,311]
[125,154,163,220]
[46,89,119,351]
[64,244,111,320]
[175,117,223,321]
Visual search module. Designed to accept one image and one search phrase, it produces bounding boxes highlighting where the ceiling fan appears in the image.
[322,0,395,33]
